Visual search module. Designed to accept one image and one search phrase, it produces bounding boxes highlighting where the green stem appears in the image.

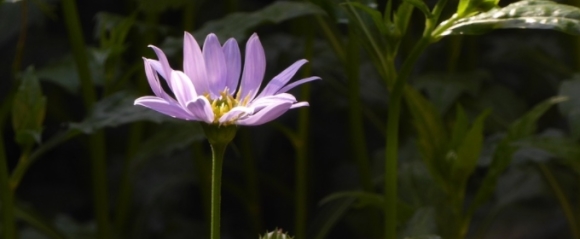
[295,20,314,239]
[384,35,433,239]
[0,131,16,239]
[12,0,28,75]
[538,164,580,239]
[61,0,110,238]
[9,147,31,191]
[210,142,227,239]
[346,24,372,192]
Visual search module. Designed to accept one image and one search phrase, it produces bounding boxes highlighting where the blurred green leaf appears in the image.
[343,2,389,35]
[36,48,106,95]
[440,0,580,36]
[12,67,46,146]
[135,0,189,14]
[457,0,499,17]
[311,198,355,239]
[558,77,580,140]
[468,96,567,213]
[319,191,383,209]
[15,205,67,239]
[404,87,448,183]
[400,207,438,239]
[404,0,433,20]
[450,109,489,187]
[130,122,205,171]
[413,71,486,114]
[195,1,324,40]
[69,92,170,134]
[518,134,580,172]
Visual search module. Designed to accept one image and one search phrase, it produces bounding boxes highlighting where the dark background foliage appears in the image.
[2,0,580,238]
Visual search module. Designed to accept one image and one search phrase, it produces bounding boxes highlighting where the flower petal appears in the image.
[276,76,321,94]
[183,32,209,95]
[223,38,241,94]
[203,34,227,97]
[290,101,309,109]
[239,33,266,101]
[257,59,308,98]
[143,58,171,100]
[170,70,198,107]
[186,97,214,123]
[219,106,253,124]
[237,101,292,126]
[146,59,168,81]
[134,96,194,120]
[250,93,297,111]
[149,45,173,81]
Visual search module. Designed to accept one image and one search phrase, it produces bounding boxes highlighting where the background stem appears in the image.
[0,131,16,239]
[61,0,110,238]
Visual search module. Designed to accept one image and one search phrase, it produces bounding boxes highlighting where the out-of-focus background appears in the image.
[2,0,580,238]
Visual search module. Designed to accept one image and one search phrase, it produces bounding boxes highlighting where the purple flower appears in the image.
[135,32,319,126]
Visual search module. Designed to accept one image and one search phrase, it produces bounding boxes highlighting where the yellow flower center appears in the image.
[206,89,251,125]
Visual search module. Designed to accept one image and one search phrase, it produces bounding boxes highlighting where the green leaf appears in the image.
[558,77,580,140]
[450,109,490,186]
[194,1,324,40]
[15,205,67,239]
[441,0,580,36]
[449,106,470,150]
[468,96,567,213]
[311,198,355,239]
[401,207,438,238]
[344,2,389,35]
[69,92,170,134]
[319,191,384,209]
[457,0,499,17]
[404,87,448,182]
[404,0,433,20]
[12,67,46,146]
[130,122,205,171]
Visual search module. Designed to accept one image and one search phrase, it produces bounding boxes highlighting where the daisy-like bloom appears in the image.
[134,32,320,126]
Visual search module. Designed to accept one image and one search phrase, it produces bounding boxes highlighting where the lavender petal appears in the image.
[134,96,194,120]
[203,34,227,97]
[186,97,215,123]
[237,101,292,126]
[276,76,321,94]
[257,59,308,98]
[183,32,209,95]
[223,38,241,94]
[239,33,266,101]
[219,106,254,124]
[170,70,198,108]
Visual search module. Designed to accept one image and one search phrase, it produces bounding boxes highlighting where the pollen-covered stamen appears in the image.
[206,90,241,123]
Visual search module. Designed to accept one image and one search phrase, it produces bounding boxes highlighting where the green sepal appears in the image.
[201,123,237,145]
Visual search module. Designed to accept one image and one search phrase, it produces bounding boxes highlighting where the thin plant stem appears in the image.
[0,131,16,239]
[384,35,433,239]
[295,19,314,239]
[61,0,110,238]
[346,25,372,192]
[538,164,580,239]
[12,0,28,75]
[210,142,227,239]
[9,147,31,191]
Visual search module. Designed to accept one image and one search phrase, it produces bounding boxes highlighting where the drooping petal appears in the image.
[223,38,241,94]
[276,76,321,94]
[183,32,209,95]
[290,102,309,109]
[143,58,171,100]
[257,59,308,98]
[146,59,168,81]
[237,101,292,126]
[170,70,198,108]
[219,106,253,124]
[239,33,266,101]
[186,96,215,123]
[134,96,194,120]
[249,93,297,111]
[203,34,227,97]
[149,45,173,81]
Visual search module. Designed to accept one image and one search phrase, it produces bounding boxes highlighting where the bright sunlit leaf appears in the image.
[439,0,580,36]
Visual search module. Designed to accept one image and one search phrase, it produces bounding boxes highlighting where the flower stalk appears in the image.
[0,131,16,239]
